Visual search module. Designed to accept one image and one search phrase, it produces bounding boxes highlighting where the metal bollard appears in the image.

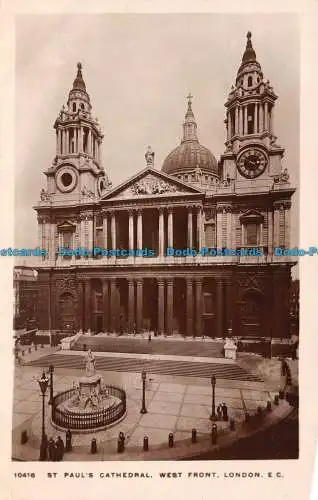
[143,436,149,451]
[267,400,272,412]
[117,432,125,453]
[229,418,235,431]
[35,344,37,351]
[91,438,97,454]
[257,406,263,417]
[168,432,174,448]
[245,412,250,423]
[274,395,279,405]
[65,429,72,452]
[211,423,217,445]
[191,428,197,443]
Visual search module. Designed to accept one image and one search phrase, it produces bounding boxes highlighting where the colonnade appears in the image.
[227,101,274,139]
[100,205,204,252]
[56,126,101,161]
[80,276,232,337]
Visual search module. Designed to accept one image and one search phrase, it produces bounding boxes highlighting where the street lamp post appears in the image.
[38,371,49,461]
[140,370,147,414]
[48,364,54,405]
[210,375,216,421]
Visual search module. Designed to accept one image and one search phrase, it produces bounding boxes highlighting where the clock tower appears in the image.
[220,32,285,186]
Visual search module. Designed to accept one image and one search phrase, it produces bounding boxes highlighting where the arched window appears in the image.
[72,102,76,112]
[247,76,253,87]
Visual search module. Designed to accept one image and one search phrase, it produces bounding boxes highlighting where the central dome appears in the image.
[162,140,218,175]
[162,96,218,178]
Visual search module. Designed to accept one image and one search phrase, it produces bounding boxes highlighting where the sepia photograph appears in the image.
[11,13,300,463]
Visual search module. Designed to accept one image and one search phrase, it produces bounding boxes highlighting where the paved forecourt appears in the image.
[10,345,286,461]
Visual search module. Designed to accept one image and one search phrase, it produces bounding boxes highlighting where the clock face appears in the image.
[56,166,78,193]
[237,148,267,179]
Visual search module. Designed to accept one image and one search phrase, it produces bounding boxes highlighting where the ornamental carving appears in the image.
[40,188,51,202]
[130,176,178,196]
[204,208,215,221]
[81,186,95,199]
[55,278,77,293]
[273,168,290,185]
[79,212,94,221]
[216,203,232,214]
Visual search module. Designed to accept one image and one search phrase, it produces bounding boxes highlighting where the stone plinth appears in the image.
[77,374,102,397]
[224,338,237,360]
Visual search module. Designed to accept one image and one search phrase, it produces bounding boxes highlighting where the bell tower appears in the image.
[42,62,111,203]
[220,32,285,185]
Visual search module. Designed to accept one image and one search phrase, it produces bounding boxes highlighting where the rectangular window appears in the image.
[245,223,258,246]
[62,232,72,249]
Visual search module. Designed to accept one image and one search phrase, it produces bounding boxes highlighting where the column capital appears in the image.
[166,278,174,286]
[127,278,135,286]
[157,278,165,285]
[157,206,165,214]
[128,208,135,216]
[136,278,143,285]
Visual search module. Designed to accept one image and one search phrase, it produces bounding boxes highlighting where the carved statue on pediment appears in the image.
[145,146,155,168]
[130,177,178,196]
[81,186,95,199]
[40,188,50,202]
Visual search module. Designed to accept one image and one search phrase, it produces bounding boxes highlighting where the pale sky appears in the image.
[15,13,299,251]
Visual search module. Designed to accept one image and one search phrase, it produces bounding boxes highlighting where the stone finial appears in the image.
[145,145,155,168]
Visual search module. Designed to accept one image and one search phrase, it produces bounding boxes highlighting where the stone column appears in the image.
[267,209,273,255]
[110,278,118,331]
[195,278,203,337]
[87,215,93,251]
[259,104,264,133]
[84,279,91,331]
[216,206,223,248]
[166,279,174,335]
[87,129,91,155]
[186,279,194,336]
[157,279,165,334]
[187,207,193,248]
[128,210,134,251]
[273,202,280,248]
[196,207,202,249]
[103,212,108,250]
[158,208,164,256]
[79,126,83,153]
[167,208,173,248]
[226,118,230,141]
[235,106,239,135]
[270,106,274,135]
[239,106,243,135]
[102,278,109,331]
[137,210,143,249]
[128,279,135,332]
[244,106,248,135]
[284,201,291,248]
[254,103,258,134]
[111,211,116,249]
[264,102,268,131]
[226,206,232,248]
[225,280,233,332]
[216,279,224,338]
[136,279,143,333]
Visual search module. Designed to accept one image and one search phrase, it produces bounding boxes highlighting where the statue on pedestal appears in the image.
[85,349,96,377]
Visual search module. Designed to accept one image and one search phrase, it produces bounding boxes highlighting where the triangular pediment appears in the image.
[57,220,76,231]
[101,167,202,200]
[239,209,264,222]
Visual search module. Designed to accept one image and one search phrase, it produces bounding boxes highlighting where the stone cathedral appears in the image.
[35,33,295,339]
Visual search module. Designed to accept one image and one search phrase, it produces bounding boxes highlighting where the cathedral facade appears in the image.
[34,33,296,339]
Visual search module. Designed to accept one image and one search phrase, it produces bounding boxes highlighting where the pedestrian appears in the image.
[148,333,151,343]
[48,437,55,461]
[55,435,65,461]
[222,402,228,421]
[217,404,223,420]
